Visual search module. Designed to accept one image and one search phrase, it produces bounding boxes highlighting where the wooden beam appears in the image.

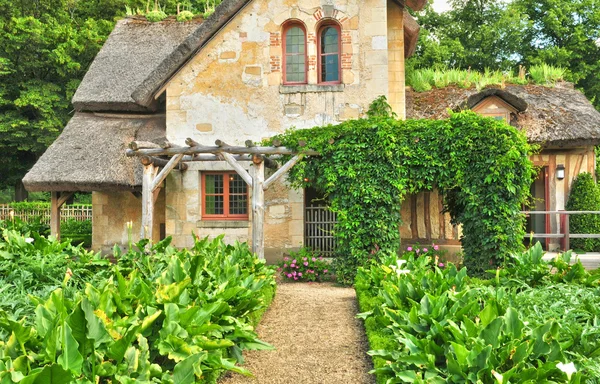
[150,154,184,192]
[185,138,201,147]
[141,155,188,170]
[219,152,253,186]
[126,145,319,157]
[129,141,161,150]
[252,155,265,259]
[264,155,303,190]
[141,164,155,240]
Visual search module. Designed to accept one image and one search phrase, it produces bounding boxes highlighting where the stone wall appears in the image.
[92,190,165,254]
[162,0,404,258]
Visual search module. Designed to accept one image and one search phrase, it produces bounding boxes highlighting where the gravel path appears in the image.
[220,282,374,384]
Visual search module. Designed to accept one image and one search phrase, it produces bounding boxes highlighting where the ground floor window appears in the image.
[202,172,248,220]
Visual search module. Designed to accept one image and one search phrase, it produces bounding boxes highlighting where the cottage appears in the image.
[23,0,425,260]
[22,0,600,258]
[402,83,600,252]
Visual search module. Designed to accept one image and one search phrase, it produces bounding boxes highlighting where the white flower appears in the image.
[396,260,407,268]
[556,362,577,380]
[397,269,410,275]
[25,238,34,244]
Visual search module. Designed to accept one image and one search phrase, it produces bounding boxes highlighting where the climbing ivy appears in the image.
[271,98,535,282]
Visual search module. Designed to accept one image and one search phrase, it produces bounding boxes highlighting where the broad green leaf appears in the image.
[57,323,83,375]
[172,352,207,384]
[20,364,73,384]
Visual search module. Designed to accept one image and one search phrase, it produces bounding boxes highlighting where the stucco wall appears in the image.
[92,190,165,254]
[162,0,403,258]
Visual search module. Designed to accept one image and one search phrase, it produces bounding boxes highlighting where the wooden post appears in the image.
[252,155,265,259]
[51,192,61,240]
[141,164,156,240]
[564,213,570,251]
[50,192,74,240]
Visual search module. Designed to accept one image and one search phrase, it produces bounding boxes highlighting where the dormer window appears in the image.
[283,22,307,84]
[472,96,517,124]
[318,23,341,84]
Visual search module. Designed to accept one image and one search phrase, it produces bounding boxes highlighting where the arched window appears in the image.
[318,23,341,84]
[283,22,307,84]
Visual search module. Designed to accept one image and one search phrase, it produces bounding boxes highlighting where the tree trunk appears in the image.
[14,180,28,202]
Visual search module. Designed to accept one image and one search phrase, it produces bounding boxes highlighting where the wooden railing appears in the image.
[522,211,600,251]
[0,204,92,224]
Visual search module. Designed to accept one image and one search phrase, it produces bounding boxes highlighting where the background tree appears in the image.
[409,0,600,109]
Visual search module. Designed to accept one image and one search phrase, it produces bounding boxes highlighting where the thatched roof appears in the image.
[72,0,252,112]
[23,113,165,192]
[406,82,600,147]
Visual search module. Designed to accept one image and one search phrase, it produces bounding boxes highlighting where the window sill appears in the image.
[197,220,249,229]
[279,84,344,94]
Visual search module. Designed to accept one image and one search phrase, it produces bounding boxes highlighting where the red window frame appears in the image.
[282,21,308,85]
[317,22,342,85]
[201,172,249,220]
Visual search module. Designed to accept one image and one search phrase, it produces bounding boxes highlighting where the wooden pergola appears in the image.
[126,138,318,259]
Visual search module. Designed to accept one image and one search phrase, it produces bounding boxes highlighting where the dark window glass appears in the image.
[320,26,340,82]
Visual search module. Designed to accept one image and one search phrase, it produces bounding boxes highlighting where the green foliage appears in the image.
[177,10,194,22]
[146,9,168,22]
[0,232,276,383]
[565,172,600,252]
[60,219,92,247]
[409,0,600,110]
[271,99,534,281]
[355,249,600,383]
[277,248,334,282]
[407,65,565,92]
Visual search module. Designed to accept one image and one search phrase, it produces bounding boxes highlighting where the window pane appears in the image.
[205,174,223,194]
[229,174,247,194]
[230,195,248,215]
[285,25,306,83]
[321,27,339,54]
[205,195,224,215]
[321,54,339,82]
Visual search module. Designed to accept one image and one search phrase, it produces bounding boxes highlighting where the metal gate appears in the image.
[304,206,337,256]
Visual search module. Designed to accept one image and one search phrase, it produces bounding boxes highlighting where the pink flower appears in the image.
[277,268,282,272]
[434,245,439,251]
[284,264,288,268]
[292,259,297,264]
[438,263,445,268]
[416,249,420,254]
[407,247,413,251]
[290,263,295,268]
[312,257,316,261]
[287,274,292,278]
[294,277,298,280]
[319,257,323,260]
[298,273,303,277]
[304,262,309,266]
[323,269,328,273]
[303,257,307,261]
[284,257,289,261]
[423,248,428,252]
[292,271,297,276]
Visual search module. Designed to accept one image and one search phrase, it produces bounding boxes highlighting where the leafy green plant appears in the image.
[407,65,567,92]
[277,248,334,282]
[355,250,600,383]
[0,232,277,383]
[566,172,600,252]
[177,10,194,21]
[271,98,534,281]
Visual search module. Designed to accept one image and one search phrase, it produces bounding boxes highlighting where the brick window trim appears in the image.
[201,172,249,221]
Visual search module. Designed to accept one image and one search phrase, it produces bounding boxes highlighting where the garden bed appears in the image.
[0,226,276,383]
[356,243,600,383]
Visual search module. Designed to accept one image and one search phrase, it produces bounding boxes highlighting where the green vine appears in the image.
[270,97,535,283]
